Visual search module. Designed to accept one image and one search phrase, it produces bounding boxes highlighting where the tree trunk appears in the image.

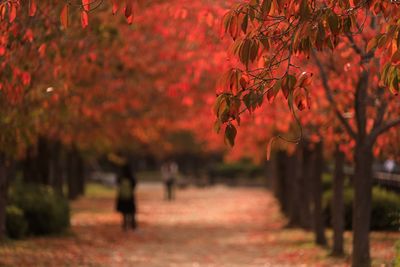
[300,142,312,229]
[352,144,373,267]
[332,145,345,256]
[50,141,63,195]
[23,146,39,183]
[312,141,327,246]
[287,149,302,227]
[76,154,85,196]
[0,154,7,241]
[67,148,79,200]
[37,136,50,185]
[275,151,288,213]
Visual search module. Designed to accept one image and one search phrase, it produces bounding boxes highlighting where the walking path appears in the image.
[0,183,398,266]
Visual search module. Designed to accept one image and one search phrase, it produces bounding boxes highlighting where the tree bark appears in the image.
[332,145,345,256]
[352,144,373,267]
[0,154,7,241]
[312,141,327,246]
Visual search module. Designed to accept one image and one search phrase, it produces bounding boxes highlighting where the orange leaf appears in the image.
[29,0,37,16]
[81,11,89,28]
[60,4,68,29]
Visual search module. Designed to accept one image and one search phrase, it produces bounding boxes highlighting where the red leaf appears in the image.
[126,14,133,24]
[82,0,90,12]
[125,0,132,18]
[60,4,68,29]
[112,0,118,15]
[38,44,46,57]
[81,11,89,28]
[29,0,37,16]
[9,3,17,23]
[21,72,31,86]
[266,137,276,161]
[391,50,400,66]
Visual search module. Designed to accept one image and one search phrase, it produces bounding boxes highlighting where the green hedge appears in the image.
[323,186,400,231]
[5,205,28,239]
[395,240,400,267]
[8,184,70,237]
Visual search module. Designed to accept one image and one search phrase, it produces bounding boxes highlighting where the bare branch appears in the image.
[312,50,357,140]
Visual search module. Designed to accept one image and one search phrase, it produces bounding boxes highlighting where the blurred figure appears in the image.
[384,159,396,173]
[116,163,137,230]
[161,161,178,201]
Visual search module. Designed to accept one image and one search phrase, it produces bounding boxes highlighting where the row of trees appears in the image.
[0,0,232,241]
[216,1,400,266]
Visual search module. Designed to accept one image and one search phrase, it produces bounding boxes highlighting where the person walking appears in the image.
[116,163,137,230]
[161,161,178,201]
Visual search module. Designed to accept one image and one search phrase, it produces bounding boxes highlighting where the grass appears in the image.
[84,183,115,198]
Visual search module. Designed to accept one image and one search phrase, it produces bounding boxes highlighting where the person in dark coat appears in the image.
[116,163,137,230]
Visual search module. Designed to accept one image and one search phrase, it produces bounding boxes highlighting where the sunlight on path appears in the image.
[0,184,398,267]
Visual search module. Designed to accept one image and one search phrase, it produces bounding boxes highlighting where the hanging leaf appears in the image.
[366,37,378,53]
[60,4,69,29]
[229,14,238,40]
[266,137,276,161]
[261,0,272,15]
[81,11,89,28]
[281,74,296,99]
[327,11,340,35]
[391,50,400,66]
[9,3,17,23]
[267,80,281,102]
[29,0,37,17]
[389,71,399,95]
[224,124,237,147]
[112,0,119,15]
[214,120,222,133]
[125,0,133,18]
[241,14,248,33]
[82,0,90,12]
[126,14,133,24]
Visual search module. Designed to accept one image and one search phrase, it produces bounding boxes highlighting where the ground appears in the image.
[0,183,398,267]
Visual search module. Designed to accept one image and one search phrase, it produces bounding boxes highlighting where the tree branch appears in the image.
[346,33,364,56]
[371,87,387,131]
[368,117,400,146]
[312,50,357,140]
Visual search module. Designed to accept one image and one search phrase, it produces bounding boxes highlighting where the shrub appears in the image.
[208,163,264,180]
[5,205,28,239]
[9,184,70,235]
[323,186,400,231]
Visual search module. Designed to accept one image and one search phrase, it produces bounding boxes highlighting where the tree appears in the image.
[216,1,400,266]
